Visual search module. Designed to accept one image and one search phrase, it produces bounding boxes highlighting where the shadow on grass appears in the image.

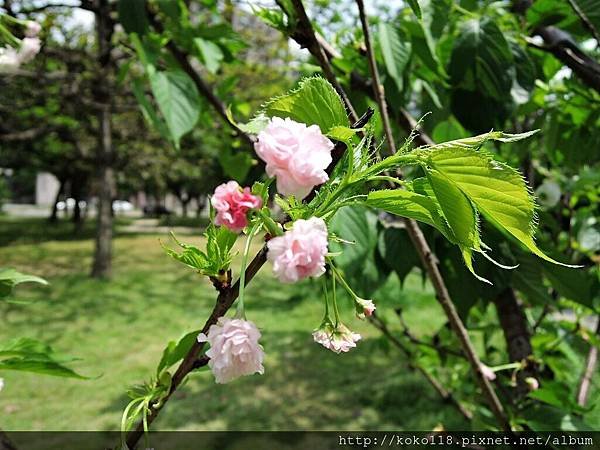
[0,217,141,247]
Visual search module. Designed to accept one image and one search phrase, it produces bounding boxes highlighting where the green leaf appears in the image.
[0,338,88,379]
[419,132,576,267]
[329,206,386,297]
[194,38,224,74]
[117,0,149,35]
[163,234,210,272]
[263,76,349,133]
[366,189,453,239]
[378,23,412,93]
[448,18,514,100]
[406,0,422,18]
[427,170,488,282]
[327,125,357,144]
[0,268,47,298]
[131,78,170,140]
[148,68,201,147]
[157,330,199,376]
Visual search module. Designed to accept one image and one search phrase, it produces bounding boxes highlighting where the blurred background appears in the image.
[0,0,599,434]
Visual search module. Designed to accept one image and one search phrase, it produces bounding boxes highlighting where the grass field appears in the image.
[0,216,468,432]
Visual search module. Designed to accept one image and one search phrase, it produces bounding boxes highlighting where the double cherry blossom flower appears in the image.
[203,117,367,383]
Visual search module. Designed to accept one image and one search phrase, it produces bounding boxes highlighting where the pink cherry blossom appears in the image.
[313,322,361,353]
[25,21,42,38]
[254,117,334,199]
[197,317,265,384]
[211,181,262,233]
[267,217,328,283]
[19,37,41,64]
[525,377,540,391]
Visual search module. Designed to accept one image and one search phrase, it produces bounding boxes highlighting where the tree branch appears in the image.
[577,318,600,407]
[566,0,600,45]
[512,0,600,94]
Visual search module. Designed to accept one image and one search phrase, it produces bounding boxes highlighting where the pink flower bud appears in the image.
[480,364,497,381]
[254,117,334,199]
[267,217,328,283]
[197,317,265,384]
[525,377,539,391]
[211,181,262,233]
[18,37,41,64]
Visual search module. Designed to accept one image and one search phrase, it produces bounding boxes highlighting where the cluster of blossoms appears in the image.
[0,21,41,71]
[199,117,376,383]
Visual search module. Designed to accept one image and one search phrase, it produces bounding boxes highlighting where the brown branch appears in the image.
[577,318,600,407]
[512,1,600,94]
[356,0,396,152]
[369,314,473,421]
[284,0,359,122]
[353,0,510,431]
[394,308,465,359]
[566,0,600,45]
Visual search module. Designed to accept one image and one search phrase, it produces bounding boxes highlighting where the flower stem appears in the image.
[236,223,260,318]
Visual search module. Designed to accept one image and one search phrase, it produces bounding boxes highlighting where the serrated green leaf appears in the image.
[366,189,453,240]
[262,76,349,133]
[420,136,576,267]
[428,170,489,283]
[449,18,514,100]
[407,0,422,18]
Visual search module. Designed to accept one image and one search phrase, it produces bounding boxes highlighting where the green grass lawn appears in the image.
[0,217,467,431]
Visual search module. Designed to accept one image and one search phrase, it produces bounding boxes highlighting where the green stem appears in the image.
[331,271,341,326]
[329,261,360,300]
[257,209,283,237]
[236,223,260,318]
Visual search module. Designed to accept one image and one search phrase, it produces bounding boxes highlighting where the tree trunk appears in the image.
[91,0,115,279]
[493,287,537,396]
[48,177,66,223]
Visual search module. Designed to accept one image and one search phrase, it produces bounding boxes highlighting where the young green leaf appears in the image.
[262,76,349,133]
[419,136,576,267]
[0,268,47,298]
[366,189,453,240]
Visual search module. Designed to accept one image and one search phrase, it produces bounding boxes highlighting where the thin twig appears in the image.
[285,0,359,122]
[356,0,396,152]
[577,318,600,407]
[370,314,473,421]
[566,0,600,45]
[395,308,465,359]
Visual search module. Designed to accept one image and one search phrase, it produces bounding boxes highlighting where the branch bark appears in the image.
[90,0,115,279]
[513,0,600,94]
[577,318,600,407]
